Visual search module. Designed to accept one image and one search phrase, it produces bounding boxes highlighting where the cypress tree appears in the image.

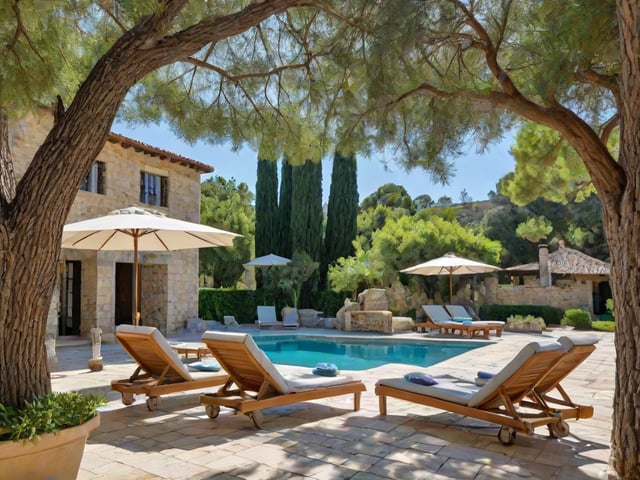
[277,158,293,258]
[323,151,358,286]
[290,159,323,306]
[255,157,279,256]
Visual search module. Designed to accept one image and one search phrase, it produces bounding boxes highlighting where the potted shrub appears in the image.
[0,392,105,479]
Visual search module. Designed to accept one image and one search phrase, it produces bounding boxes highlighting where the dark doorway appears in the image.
[59,260,81,336]
[594,281,612,315]
[115,262,135,325]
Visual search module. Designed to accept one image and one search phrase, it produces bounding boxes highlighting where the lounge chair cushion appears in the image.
[283,370,357,390]
[467,341,562,406]
[378,377,479,404]
[378,341,564,407]
[557,335,600,350]
[116,324,192,381]
[201,331,358,392]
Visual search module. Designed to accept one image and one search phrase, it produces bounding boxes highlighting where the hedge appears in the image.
[479,304,564,324]
[199,288,263,324]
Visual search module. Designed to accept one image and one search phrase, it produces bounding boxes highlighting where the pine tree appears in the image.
[323,151,358,287]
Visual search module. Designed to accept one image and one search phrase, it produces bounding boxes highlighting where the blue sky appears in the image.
[113,121,515,204]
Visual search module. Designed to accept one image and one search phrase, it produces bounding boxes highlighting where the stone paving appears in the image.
[51,326,615,479]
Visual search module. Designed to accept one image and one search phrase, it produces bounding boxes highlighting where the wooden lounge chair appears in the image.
[445,304,505,337]
[416,305,491,339]
[520,335,597,436]
[199,331,366,428]
[257,305,281,328]
[375,339,593,445]
[111,325,228,411]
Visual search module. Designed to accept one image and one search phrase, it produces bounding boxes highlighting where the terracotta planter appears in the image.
[0,414,100,480]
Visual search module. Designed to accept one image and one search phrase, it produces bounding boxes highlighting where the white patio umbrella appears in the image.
[401,252,501,300]
[243,253,292,267]
[62,206,241,325]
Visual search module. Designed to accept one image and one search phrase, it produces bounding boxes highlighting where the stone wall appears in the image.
[10,110,206,339]
[345,310,393,334]
[483,277,594,313]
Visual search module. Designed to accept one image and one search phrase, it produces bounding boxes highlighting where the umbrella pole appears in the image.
[449,272,453,302]
[134,235,140,326]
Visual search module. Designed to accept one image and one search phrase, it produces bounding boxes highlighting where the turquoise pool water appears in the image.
[253,335,485,371]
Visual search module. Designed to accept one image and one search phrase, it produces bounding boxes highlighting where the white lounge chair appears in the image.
[257,305,281,328]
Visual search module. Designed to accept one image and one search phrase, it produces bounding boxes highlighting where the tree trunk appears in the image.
[608,2,640,476]
[0,0,314,409]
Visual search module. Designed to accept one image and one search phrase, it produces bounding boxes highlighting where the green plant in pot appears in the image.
[0,392,106,478]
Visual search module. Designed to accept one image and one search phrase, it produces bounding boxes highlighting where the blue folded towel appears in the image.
[477,371,494,379]
[453,317,472,322]
[404,372,438,386]
[313,362,339,376]
[188,360,221,372]
[462,320,473,326]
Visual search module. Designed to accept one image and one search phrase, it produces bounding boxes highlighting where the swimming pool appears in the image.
[253,335,486,371]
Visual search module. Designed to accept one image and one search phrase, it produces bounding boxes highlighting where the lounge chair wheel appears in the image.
[205,404,220,419]
[497,426,516,446]
[146,396,160,411]
[121,392,134,406]
[247,410,264,429]
[548,420,570,438]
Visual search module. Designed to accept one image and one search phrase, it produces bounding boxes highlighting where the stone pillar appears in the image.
[538,243,552,287]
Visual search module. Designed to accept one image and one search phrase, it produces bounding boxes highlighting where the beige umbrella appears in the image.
[401,252,501,300]
[62,206,240,325]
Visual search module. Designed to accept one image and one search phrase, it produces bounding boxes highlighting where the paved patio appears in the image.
[51,326,615,479]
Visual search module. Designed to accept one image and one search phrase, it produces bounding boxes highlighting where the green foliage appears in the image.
[0,392,106,442]
[278,252,319,308]
[313,289,345,317]
[592,321,615,332]
[561,309,593,329]
[486,192,609,265]
[277,159,293,258]
[503,123,597,205]
[370,215,501,287]
[290,160,323,305]
[198,288,260,324]
[515,216,553,243]
[328,253,373,298]
[255,158,279,258]
[200,177,254,287]
[479,304,563,324]
[606,298,614,316]
[360,183,413,212]
[324,151,358,286]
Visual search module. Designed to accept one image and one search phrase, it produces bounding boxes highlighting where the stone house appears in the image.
[10,110,213,342]
[483,241,611,315]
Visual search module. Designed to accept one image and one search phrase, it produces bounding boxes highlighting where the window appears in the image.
[80,161,105,194]
[140,172,168,207]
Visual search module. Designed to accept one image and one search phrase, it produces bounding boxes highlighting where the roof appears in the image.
[107,132,214,174]
[506,246,610,276]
